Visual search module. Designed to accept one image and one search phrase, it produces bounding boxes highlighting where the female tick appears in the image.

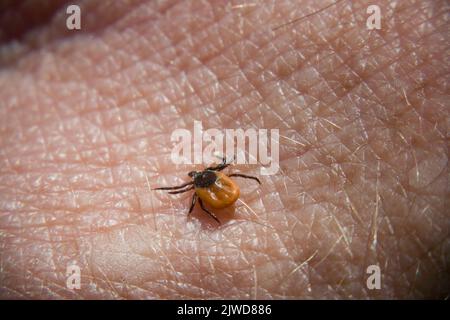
[153,158,261,223]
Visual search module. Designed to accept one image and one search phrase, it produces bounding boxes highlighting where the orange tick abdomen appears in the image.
[195,171,240,209]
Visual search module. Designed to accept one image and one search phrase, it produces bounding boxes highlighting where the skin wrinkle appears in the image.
[0,0,440,146]
[0,0,152,67]
[0,0,450,296]
[7,2,326,129]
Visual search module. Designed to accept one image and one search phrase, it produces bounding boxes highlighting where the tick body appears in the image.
[153,158,261,223]
[194,171,240,209]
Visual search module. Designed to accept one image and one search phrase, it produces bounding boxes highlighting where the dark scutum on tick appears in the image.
[193,170,217,188]
[153,157,261,224]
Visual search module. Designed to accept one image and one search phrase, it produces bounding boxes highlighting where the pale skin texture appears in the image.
[0,0,448,299]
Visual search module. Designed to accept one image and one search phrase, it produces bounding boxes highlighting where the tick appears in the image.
[153,157,261,223]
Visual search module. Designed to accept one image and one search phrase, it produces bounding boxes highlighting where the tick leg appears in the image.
[207,157,228,171]
[152,181,193,191]
[207,156,234,171]
[188,193,197,214]
[168,185,194,194]
[228,173,261,185]
[198,198,221,224]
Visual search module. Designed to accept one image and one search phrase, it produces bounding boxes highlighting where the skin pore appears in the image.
[0,0,448,299]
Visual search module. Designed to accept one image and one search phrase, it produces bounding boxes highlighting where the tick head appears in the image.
[188,170,199,178]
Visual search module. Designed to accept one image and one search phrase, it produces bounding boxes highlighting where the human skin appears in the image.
[0,0,448,299]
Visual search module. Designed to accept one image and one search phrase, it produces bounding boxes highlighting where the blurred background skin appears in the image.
[0,0,448,299]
